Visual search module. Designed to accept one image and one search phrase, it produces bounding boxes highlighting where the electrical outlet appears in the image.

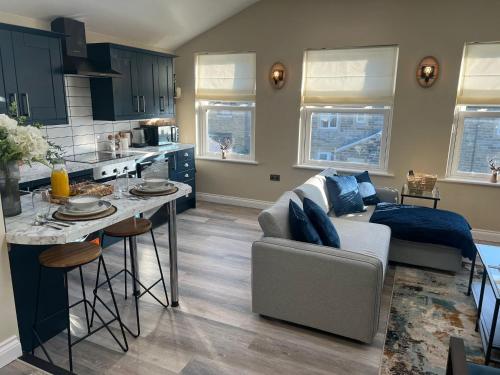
[270,174,280,182]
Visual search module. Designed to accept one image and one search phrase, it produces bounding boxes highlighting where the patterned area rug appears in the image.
[381,264,483,374]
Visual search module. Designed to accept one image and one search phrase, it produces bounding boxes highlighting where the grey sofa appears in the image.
[252,169,463,343]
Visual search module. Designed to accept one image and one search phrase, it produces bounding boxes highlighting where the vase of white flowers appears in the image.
[0,110,57,217]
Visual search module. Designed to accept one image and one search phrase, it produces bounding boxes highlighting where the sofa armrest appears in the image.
[376,187,399,203]
[251,237,384,343]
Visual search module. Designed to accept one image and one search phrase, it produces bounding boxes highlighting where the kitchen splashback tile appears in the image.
[70,116,94,126]
[113,122,131,132]
[66,85,90,98]
[73,143,96,155]
[71,125,94,136]
[73,134,95,146]
[69,106,93,117]
[65,76,90,88]
[67,96,92,107]
[46,126,73,139]
[93,122,114,134]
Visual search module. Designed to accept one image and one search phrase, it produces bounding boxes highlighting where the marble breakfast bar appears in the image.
[5,179,192,353]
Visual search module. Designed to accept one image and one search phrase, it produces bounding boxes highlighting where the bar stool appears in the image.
[90,217,169,337]
[32,242,128,373]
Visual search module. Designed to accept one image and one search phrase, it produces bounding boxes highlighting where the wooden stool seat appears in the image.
[104,217,152,238]
[39,242,102,269]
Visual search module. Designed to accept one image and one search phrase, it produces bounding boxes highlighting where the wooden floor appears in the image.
[3,202,395,374]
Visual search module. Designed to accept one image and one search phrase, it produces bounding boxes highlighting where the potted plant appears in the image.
[0,103,61,217]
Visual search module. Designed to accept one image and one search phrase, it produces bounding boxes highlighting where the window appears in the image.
[448,43,500,179]
[195,52,256,161]
[299,46,399,171]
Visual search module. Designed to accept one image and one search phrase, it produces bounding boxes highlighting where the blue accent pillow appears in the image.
[326,175,366,217]
[355,171,380,205]
[303,198,340,248]
[288,200,323,245]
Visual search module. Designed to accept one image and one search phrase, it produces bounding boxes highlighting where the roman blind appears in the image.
[302,46,398,104]
[196,52,256,101]
[457,43,500,105]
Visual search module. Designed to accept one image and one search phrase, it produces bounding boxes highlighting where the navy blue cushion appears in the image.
[288,200,322,245]
[326,175,366,217]
[303,198,340,248]
[355,171,380,205]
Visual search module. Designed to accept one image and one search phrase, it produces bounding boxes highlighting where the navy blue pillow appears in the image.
[355,171,380,205]
[326,175,366,217]
[288,200,322,245]
[303,198,340,248]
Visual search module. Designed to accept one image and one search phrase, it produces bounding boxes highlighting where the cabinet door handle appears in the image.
[20,93,30,117]
[141,96,146,113]
[159,96,165,112]
[135,95,140,112]
[184,152,188,157]
[184,173,189,178]
[8,93,19,116]
[184,163,189,168]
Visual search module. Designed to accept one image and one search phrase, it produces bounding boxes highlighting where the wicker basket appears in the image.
[407,172,437,194]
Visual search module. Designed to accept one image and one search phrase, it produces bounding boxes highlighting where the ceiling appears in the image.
[0,0,259,51]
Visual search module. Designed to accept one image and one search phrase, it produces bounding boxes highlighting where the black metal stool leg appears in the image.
[124,237,128,300]
[151,230,170,306]
[89,252,101,328]
[64,272,73,373]
[31,265,54,364]
[100,255,129,351]
[79,266,91,334]
[128,236,141,337]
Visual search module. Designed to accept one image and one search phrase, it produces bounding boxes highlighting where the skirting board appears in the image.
[197,193,500,243]
[197,192,272,210]
[472,229,500,243]
[0,336,22,369]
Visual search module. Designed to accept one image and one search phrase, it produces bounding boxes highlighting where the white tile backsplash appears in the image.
[44,76,155,157]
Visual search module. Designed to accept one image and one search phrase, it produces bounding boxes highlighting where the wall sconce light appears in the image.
[270,62,286,89]
[417,56,439,88]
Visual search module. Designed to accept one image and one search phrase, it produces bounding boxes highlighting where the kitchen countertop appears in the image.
[5,179,192,245]
[19,143,195,184]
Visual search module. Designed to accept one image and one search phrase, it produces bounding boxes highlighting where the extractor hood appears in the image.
[51,17,121,78]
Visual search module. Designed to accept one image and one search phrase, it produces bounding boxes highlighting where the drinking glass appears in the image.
[32,188,52,222]
[114,173,129,199]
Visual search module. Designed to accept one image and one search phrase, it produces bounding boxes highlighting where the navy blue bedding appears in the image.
[369,203,476,260]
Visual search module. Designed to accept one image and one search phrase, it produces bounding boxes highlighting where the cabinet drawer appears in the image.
[172,169,195,182]
[178,148,194,162]
[177,160,194,172]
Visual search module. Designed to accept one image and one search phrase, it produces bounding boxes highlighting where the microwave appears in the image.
[142,125,179,146]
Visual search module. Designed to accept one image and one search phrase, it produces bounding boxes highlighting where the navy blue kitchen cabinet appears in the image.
[0,23,67,125]
[169,148,196,212]
[87,43,175,121]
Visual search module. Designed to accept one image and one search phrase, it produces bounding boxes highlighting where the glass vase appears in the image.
[0,161,21,217]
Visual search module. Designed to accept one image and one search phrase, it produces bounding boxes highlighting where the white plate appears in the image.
[58,201,112,216]
[135,182,175,193]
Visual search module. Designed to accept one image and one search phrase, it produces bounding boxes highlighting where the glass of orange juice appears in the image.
[51,161,70,198]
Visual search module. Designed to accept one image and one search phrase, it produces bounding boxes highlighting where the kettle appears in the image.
[131,128,147,147]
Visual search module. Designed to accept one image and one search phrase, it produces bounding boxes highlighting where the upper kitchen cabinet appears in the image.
[87,43,176,121]
[0,23,67,125]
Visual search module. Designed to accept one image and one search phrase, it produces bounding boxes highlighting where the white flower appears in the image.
[0,114,18,131]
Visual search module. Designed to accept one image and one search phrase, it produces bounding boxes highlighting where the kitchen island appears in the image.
[5,179,191,352]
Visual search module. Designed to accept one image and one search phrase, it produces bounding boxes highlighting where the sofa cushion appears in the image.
[303,198,340,248]
[355,171,380,205]
[289,200,323,245]
[294,175,330,213]
[258,191,302,239]
[326,176,366,217]
[331,217,391,276]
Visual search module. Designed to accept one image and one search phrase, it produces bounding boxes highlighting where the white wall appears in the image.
[0,203,21,368]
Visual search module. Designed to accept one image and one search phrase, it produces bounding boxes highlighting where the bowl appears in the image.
[67,196,101,211]
[143,178,169,188]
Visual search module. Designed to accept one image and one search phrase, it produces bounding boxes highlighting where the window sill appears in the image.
[196,156,259,165]
[293,164,394,177]
[439,177,500,187]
